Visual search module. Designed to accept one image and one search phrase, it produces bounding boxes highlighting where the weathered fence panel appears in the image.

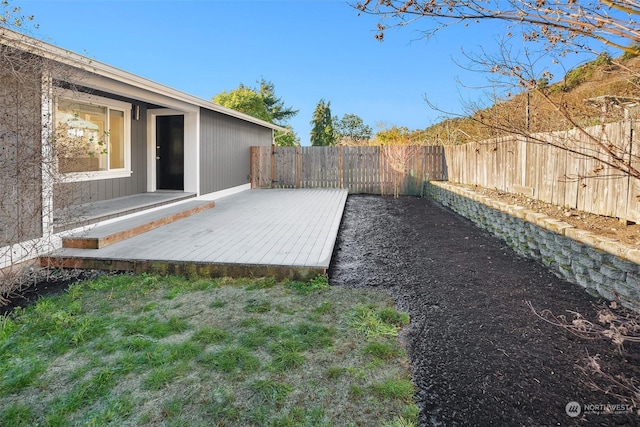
[273,146,298,188]
[444,121,640,223]
[250,146,272,189]
[301,146,340,188]
[251,145,447,195]
[345,146,381,194]
[253,128,638,222]
[628,138,640,222]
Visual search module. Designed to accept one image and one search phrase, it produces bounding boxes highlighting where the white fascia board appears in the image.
[75,73,200,113]
[1,29,287,132]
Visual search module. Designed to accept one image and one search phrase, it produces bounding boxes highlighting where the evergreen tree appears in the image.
[310,99,336,146]
[258,78,298,126]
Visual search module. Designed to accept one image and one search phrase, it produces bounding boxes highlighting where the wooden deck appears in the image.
[42,189,348,280]
[53,191,197,232]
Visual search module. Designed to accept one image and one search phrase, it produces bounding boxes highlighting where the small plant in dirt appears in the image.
[0,274,417,426]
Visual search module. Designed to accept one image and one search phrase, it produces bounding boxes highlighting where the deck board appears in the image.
[44,189,348,278]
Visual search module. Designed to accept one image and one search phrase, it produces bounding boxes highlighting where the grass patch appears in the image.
[191,325,229,345]
[202,346,261,374]
[362,340,405,361]
[284,274,330,295]
[0,274,416,425]
[250,379,293,404]
[244,298,272,313]
[349,304,410,338]
[371,378,415,402]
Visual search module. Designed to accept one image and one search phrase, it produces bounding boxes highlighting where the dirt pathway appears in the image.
[329,195,638,426]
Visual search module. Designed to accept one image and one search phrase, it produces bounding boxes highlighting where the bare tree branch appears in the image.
[354,0,640,53]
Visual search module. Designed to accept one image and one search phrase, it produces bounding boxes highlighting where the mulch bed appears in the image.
[328,195,639,426]
[2,194,638,425]
[0,269,103,316]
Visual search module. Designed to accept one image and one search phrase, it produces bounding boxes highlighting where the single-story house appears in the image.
[0,28,284,269]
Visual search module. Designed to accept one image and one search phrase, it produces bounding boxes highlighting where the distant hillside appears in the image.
[416,52,640,145]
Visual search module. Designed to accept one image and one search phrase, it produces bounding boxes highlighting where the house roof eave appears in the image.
[0,28,287,132]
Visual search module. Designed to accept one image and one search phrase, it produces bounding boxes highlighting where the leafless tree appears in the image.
[357,1,640,185]
[0,2,83,304]
[382,144,420,198]
[354,0,640,54]
[426,42,640,182]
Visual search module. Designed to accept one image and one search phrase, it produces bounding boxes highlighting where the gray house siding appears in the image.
[54,100,148,208]
[0,69,43,246]
[199,108,272,194]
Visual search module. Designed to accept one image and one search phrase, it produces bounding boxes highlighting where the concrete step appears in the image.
[62,200,215,249]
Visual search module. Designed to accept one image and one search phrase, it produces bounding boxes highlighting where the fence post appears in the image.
[250,146,255,188]
[379,146,384,196]
[338,145,343,189]
[270,145,275,189]
[296,145,301,189]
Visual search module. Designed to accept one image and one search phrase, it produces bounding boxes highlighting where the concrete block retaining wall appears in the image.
[424,181,640,310]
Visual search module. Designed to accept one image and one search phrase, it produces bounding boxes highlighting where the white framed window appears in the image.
[55,91,132,181]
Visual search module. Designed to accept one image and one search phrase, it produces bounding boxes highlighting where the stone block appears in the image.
[610,256,639,274]
[627,272,640,289]
[614,281,637,300]
[570,241,588,254]
[525,211,548,224]
[600,263,626,282]
[565,227,595,244]
[624,249,640,266]
[555,254,572,267]
[589,269,606,284]
[558,263,574,280]
[542,256,558,270]
[585,248,608,263]
[527,248,541,259]
[571,261,591,275]
[573,254,597,270]
[542,218,574,235]
[575,273,591,289]
[596,238,629,259]
[595,283,616,301]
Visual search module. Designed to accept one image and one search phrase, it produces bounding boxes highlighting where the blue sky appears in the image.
[19,0,590,145]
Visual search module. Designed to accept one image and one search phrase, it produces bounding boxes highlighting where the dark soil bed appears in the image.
[0,269,103,316]
[328,195,640,426]
[2,194,638,426]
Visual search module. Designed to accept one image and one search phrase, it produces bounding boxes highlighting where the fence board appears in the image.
[628,126,640,222]
[273,146,297,188]
[252,119,637,222]
[250,146,272,189]
[443,120,637,223]
[252,145,446,196]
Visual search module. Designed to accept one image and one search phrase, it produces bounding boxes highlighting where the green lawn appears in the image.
[0,273,418,426]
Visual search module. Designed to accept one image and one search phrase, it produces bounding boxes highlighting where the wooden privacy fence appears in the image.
[251,145,447,196]
[444,120,640,223]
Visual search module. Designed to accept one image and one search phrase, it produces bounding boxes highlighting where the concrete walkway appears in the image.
[44,189,348,279]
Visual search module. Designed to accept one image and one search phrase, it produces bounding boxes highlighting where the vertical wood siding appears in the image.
[200,108,273,195]
[0,71,43,245]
